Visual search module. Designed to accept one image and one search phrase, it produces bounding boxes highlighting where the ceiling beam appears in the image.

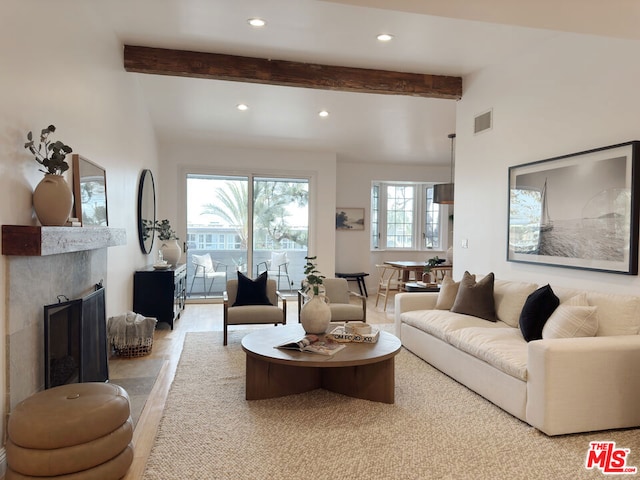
[123,45,462,100]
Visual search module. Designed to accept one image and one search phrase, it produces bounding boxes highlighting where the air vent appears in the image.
[474,109,492,134]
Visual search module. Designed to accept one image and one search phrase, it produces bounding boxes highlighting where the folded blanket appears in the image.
[107,311,157,348]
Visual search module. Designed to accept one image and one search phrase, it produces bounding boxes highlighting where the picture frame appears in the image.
[72,154,109,226]
[336,208,365,231]
[507,141,640,274]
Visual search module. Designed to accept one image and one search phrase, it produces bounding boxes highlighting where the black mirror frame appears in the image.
[137,169,156,254]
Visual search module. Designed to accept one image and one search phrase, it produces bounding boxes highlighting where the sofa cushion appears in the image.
[493,280,538,328]
[233,271,272,306]
[451,272,496,321]
[519,284,559,342]
[551,287,640,337]
[400,309,509,343]
[447,327,528,381]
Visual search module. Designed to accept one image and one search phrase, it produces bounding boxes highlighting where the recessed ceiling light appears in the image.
[248,18,266,27]
[236,104,249,111]
[318,110,329,118]
[376,33,394,42]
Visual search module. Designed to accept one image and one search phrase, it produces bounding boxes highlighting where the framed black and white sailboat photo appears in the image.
[507,141,640,274]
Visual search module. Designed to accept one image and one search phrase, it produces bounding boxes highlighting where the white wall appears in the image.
[336,161,451,291]
[1,0,158,449]
[454,32,640,293]
[156,141,337,278]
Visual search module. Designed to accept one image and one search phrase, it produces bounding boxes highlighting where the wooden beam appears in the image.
[123,45,462,100]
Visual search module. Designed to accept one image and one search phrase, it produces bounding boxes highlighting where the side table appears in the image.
[335,272,369,297]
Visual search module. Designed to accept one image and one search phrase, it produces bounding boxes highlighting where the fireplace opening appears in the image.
[44,284,109,389]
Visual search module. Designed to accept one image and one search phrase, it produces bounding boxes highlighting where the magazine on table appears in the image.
[275,334,345,356]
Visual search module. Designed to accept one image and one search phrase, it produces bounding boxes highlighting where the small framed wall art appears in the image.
[336,208,365,231]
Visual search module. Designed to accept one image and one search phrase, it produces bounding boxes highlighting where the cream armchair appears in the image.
[298,278,366,323]
[223,278,286,345]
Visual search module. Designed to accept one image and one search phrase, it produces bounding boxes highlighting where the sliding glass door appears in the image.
[186,173,309,299]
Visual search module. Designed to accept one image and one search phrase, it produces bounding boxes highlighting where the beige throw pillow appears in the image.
[542,294,598,339]
[450,271,496,321]
[435,275,473,310]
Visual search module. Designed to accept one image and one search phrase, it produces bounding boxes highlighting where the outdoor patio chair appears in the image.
[256,251,292,291]
[189,253,227,297]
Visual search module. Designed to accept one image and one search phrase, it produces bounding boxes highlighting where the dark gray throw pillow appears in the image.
[519,284,559,342]
[233,271,273,306]
[450,271,496,321]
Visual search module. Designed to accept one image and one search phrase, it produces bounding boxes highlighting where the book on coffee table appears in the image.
[326,326,380,343]
[275,334,345,356]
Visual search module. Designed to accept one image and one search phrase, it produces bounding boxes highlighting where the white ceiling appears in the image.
[94,0,627,165]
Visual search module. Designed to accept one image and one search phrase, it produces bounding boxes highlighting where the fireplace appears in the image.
[44,284,109,389]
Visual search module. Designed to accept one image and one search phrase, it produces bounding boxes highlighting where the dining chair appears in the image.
[375,264,400,311]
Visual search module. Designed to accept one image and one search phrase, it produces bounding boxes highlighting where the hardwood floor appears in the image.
[120,292,397,479]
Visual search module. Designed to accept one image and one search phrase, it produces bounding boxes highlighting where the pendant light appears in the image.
[433,133,456,204]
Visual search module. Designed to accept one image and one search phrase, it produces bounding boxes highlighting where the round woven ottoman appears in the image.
[6,383,133,479]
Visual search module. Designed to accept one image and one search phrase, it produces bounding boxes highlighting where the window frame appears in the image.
[371,181,449,252]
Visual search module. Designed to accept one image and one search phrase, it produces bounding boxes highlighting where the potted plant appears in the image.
[302,255,325,295]
[153,219,179,241]
[24,124,74,226]
[24,125,73,175]
[300,256,331,334]
[423,256,441,284]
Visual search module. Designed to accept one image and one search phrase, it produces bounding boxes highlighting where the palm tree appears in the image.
[201,180,308,249]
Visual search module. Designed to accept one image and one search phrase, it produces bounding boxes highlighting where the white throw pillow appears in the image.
[193,253,214,273]
[542,298,598,339]
[564,293,589,307]
[270,251,288,269]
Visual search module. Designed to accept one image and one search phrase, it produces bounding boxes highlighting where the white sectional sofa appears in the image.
[394,277,640,435]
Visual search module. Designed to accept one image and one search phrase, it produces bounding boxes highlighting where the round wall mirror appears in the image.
[137,169,156,254]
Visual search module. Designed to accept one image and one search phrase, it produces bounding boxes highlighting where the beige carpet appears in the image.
[142,331,640,480]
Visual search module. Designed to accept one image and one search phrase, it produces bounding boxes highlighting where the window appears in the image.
[371,182,446,250]
[186,173,309,298]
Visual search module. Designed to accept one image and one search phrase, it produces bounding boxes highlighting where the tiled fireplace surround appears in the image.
[4,227,125,412]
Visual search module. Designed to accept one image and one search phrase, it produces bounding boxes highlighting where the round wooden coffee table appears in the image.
[241,324,401,404]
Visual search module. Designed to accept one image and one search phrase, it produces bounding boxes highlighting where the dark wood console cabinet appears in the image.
[133,264,187,329]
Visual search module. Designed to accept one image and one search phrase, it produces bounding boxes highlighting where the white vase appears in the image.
[446,246,454,265]
[32,174,73,226]
[300,294,331,334]
[160,239,182,266]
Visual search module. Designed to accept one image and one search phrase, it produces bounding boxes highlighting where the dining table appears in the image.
[384,260,452,291]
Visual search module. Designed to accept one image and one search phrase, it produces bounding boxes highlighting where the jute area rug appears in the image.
[142,330,639,480]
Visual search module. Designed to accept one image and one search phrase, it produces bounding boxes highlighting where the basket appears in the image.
[107,312,157,358]
[112,343,152,358]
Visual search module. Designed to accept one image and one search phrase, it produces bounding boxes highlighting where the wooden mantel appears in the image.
[2,225,127,256]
